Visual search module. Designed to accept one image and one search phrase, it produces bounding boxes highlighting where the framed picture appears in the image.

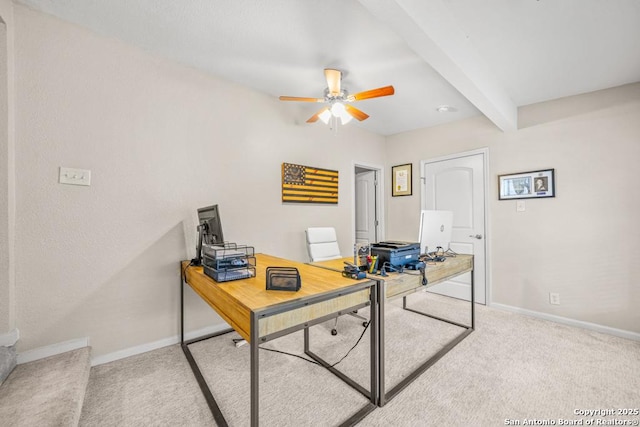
[498,168,555,200]
[392,163,412,197]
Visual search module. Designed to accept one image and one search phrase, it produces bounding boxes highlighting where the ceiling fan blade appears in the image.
[306,107,330,123]
[279,96,324,102]
[345,104,369,121]
[324,69,342,96]
[348,85,395,102]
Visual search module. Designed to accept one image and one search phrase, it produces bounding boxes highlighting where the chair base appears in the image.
[331,311,369,335]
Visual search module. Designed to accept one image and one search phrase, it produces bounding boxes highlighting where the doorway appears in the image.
[421,149,489,304]
[353,163,384,247]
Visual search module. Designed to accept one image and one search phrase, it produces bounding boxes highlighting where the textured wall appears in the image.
[385,83,640,333]
[13,5,385,358]
[0,0,15,337]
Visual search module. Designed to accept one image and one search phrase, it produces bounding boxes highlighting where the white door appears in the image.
[355,170,377,244]
[422,152,487,304]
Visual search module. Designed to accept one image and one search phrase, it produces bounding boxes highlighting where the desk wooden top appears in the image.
[182,253,373,341]
[309,254,473,299]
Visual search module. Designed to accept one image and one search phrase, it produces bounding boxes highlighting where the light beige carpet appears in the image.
[362,294,640,426]
[79,293,640,426]
[0,347,91,427]
[79,344,214,426]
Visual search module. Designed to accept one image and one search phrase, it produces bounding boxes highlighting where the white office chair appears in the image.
[305,227,368,335]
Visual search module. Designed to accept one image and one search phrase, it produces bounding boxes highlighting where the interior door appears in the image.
[355,170,377,244]
[422,152,486,304]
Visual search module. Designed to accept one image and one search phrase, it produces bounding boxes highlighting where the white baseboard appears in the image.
[17,337,90,365]
[10,323,232,367]
[91,323,232,367]
[490,303,640,342]
[0,328,19,347]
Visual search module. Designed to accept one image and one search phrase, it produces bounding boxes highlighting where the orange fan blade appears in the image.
[348,85,395,102]
[324,69,342,96]
[307,107,330,123]
[345,104,369,121]
[279,96,324,102]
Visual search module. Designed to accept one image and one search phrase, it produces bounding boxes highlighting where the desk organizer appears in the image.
[354,242,370,268]
[265,267,301,291]
[202,243,256,283]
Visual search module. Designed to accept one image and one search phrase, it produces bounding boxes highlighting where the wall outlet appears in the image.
[59,167,91,186]
[549,292,560,305]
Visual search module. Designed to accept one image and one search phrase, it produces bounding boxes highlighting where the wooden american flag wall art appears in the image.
[282,163,339,204]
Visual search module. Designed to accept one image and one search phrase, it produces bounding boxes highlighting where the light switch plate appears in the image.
[516,200,526,212]
[59,167,91,186]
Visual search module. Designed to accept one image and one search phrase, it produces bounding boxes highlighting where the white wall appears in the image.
[385,83,640,334]
[12,5,385,358]
[0,0,15,338]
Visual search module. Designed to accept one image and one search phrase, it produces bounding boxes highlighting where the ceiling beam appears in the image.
[359,0,518,131]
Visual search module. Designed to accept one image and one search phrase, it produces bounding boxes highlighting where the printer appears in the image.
[370,241,420,268]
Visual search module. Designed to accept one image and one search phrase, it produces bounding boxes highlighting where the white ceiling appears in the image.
[16,0,640,136]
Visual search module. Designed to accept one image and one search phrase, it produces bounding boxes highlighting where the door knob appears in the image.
[469,234,483,240]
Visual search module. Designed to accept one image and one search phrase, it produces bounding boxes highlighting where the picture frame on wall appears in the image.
[392,163,412,197]
[498,168,555,200]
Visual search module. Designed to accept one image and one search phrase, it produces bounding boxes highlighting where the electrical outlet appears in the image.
[59,167,91,186]
[549,292,560,305]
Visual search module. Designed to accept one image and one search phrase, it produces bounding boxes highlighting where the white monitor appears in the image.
[418,210,453,255]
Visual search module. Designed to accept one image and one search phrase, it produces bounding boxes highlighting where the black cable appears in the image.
[382,262,399,272]
[391,265,427,285]
[381,262,404,275]
[420,267,428,286]
[259,321,370,368]
[259,347,321,366]
[327,320,370,367]
[401,270,422,276]
[182,259,195,283]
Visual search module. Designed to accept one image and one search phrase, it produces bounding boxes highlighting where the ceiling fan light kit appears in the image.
[279,68,394,128]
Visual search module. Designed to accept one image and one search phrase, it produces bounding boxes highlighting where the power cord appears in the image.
[182,259,196,283]
[420,267,427,286]
[258,321,370,368]
[378,262,427,285]
[399,266,428,286]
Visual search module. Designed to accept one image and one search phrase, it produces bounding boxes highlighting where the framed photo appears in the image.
[498,168,555,200]
[392,163,412,197]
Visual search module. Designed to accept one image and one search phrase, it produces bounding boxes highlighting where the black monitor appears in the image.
[194,204,224,265]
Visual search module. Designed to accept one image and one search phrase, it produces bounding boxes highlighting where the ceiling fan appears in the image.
[279,69,395,125]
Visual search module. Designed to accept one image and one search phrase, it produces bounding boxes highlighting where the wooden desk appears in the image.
[181,253,378,426]
[309,254,474,406]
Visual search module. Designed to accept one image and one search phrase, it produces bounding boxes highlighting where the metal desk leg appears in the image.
[471,268,475,330]
[180,264,231,426]
[377,279,386,407]
[250,311,259,427]
[181,268,184,343]
[369,281,379,406]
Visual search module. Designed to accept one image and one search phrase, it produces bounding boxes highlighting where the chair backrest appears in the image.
[305,227,342,262]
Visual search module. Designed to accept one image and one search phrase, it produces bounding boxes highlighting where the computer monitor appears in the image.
[194,204,224,265]
[417,210,453,256]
